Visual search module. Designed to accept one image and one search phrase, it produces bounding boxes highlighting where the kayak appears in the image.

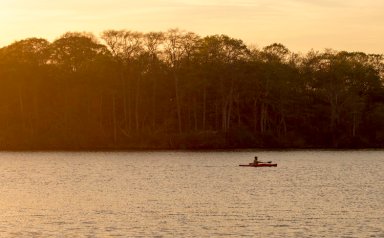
[239,163,277,167]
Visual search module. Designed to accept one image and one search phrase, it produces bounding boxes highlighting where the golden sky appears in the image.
[1,0,383,53]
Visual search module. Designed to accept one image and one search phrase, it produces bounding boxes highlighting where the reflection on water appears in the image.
[0,151,383,237]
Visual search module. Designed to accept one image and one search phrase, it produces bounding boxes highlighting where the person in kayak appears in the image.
[253,156,270,165]
[253,156,259,165]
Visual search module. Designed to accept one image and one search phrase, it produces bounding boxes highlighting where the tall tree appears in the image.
[49,32,112,144]
[101,30,144,133]
[143,32,165,130]
[198,35,249,132]
[163,29,200,133]
[0,38,50,143]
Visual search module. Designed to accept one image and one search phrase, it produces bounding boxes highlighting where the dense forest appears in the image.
[0,29,383,150]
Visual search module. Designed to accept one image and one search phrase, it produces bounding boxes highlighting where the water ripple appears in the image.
[0,150,383,237]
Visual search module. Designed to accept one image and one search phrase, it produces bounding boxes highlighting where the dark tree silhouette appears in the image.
[0,30,383,150]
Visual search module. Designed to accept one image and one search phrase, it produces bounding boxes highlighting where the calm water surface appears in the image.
[0,150,383,237]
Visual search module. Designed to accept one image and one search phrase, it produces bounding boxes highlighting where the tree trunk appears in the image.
[135,74,141,132]
[173,72,182,134]
[352,112,358,137]
[120,63,129,133]
[151,73,157,130]
[193,95,198,131]
[278,115,287,136]
[112,94,117,144]
[226,81,234,130]
[260,103,268,134]
[18,87,26,131]
[202,79,207,130]
[253,99,258,133]
[236,96,241,127]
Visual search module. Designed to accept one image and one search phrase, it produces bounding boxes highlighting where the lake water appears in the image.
[0,150,383,237]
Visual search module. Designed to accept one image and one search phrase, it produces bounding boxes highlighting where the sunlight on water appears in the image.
[0,151,383,237]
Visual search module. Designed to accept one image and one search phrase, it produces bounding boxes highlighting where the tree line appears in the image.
[0,29,383,150]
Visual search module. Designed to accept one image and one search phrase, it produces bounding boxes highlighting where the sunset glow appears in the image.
[1,0,384,53]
